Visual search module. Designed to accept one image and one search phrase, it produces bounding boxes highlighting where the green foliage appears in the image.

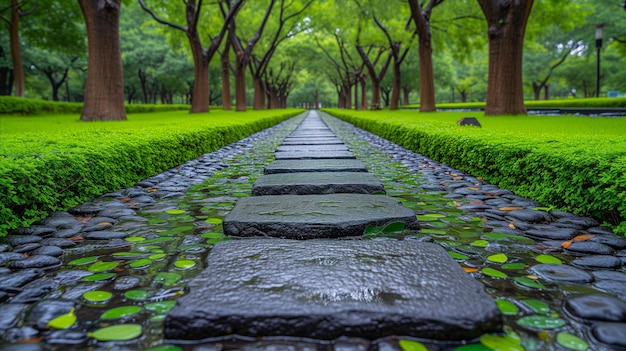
[0,97,191,115]
[0,109,302,236]
[324,108,626,235]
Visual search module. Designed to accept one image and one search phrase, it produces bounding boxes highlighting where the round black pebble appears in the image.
[592,322,626,348]
[530,264,593,284]
[566,294,626,322]
[571,255,623,269]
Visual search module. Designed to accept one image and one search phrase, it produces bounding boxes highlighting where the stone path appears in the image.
[164,111,502,341]
[0,110,625,350]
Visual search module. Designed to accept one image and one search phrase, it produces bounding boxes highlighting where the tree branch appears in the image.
[138,0,187,32]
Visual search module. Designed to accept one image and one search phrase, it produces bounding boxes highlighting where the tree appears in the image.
[477,0,534,115]
[248,0,314,110]
[139,0,244,113]
[408,0,445,112]
[77,0,126,121]
[3,0,37,97]
[228,0,276,111]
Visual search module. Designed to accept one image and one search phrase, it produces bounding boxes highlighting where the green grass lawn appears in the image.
[401,97,626,110]
[0,109,304,235]
[325,108,626,235]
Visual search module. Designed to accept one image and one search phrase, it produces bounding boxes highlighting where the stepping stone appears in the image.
[289,133,337,138]
[223,194,420,239]
[164,239,502,341]
[274,151,355,160]
[282,139,344,145]
[276,145,349,152]
[265,159,368,174]
[252,172,385,196]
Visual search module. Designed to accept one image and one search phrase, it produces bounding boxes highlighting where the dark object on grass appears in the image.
[457,117,482,127]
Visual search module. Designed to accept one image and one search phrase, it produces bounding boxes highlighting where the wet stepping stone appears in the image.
[252,172,385,196]
[274,151,355,160]
[265,160,368,174]
[276,145,349,152]
[282,139,344,145]
[164,239,502,341]
[223,194,419,239]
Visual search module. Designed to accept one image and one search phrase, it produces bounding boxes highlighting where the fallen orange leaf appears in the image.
[508,221,516,229]
[146,188,157,193]
[562,240,573,249]
[120,197,134,203]
[75,216,93,223]
[498,206,524,212]
[470,201,484,205]
[66,236,84,241]
[468,187,480,191]
[477,177,483,180]
[573,235,595,242]
[463,267,479,273]
[453,201,462,207]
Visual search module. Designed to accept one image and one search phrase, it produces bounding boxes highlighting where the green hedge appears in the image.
[0,109,303,235]
[0,96,190,115]
[402,97,626,110]
[323,109,626,235]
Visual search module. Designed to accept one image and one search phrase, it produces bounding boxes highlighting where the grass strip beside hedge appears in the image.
[0,109,303,235]
[323,108,626,236]
[402,97,626,110]
[0,96,190,115]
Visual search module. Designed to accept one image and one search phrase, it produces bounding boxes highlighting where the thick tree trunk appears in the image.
[234,59,247,111]
[221,42,231,110]
[10,0,24,97]
[479,0,533,115]
[390,62,401,110]
[189,41,210,113]
[343,82,352,109]
[544,84,550,100]
[78,0,126,121]
[403,87,410,106]
[253,77,266,110]
[418,37,436,112]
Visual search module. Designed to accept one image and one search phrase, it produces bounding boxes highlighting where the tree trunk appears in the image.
[532,82,541,100]
[353,80,359,110]
[360,76,367,109]
[10,0,24,97]
[234,58,247,111]
[189,39,210,112]
[343,82,352,109]
[253,77,266,110]
[403,87,410,105]
[418,36,436,112]
[221,42,232,110]
[390,62,401,110]
[78,0,126,121]
[544,84,550,100]
[313,90,318,109]
[478,0,533,115]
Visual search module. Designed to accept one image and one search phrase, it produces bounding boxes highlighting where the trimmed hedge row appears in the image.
[0,96,190,115]
[0,110,303,236]
[402,97,626,110]
[323,109,626,235]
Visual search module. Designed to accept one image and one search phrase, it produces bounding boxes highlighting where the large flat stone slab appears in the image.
[164,239,502,341]
[265,159,368,174]
[223,194,419,238]
[274,151,355,160]
[282,139,344,145]
[252,172,385,195]
[276,145,349,152]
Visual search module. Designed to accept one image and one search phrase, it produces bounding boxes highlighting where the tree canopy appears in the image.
[4,0,625,116]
